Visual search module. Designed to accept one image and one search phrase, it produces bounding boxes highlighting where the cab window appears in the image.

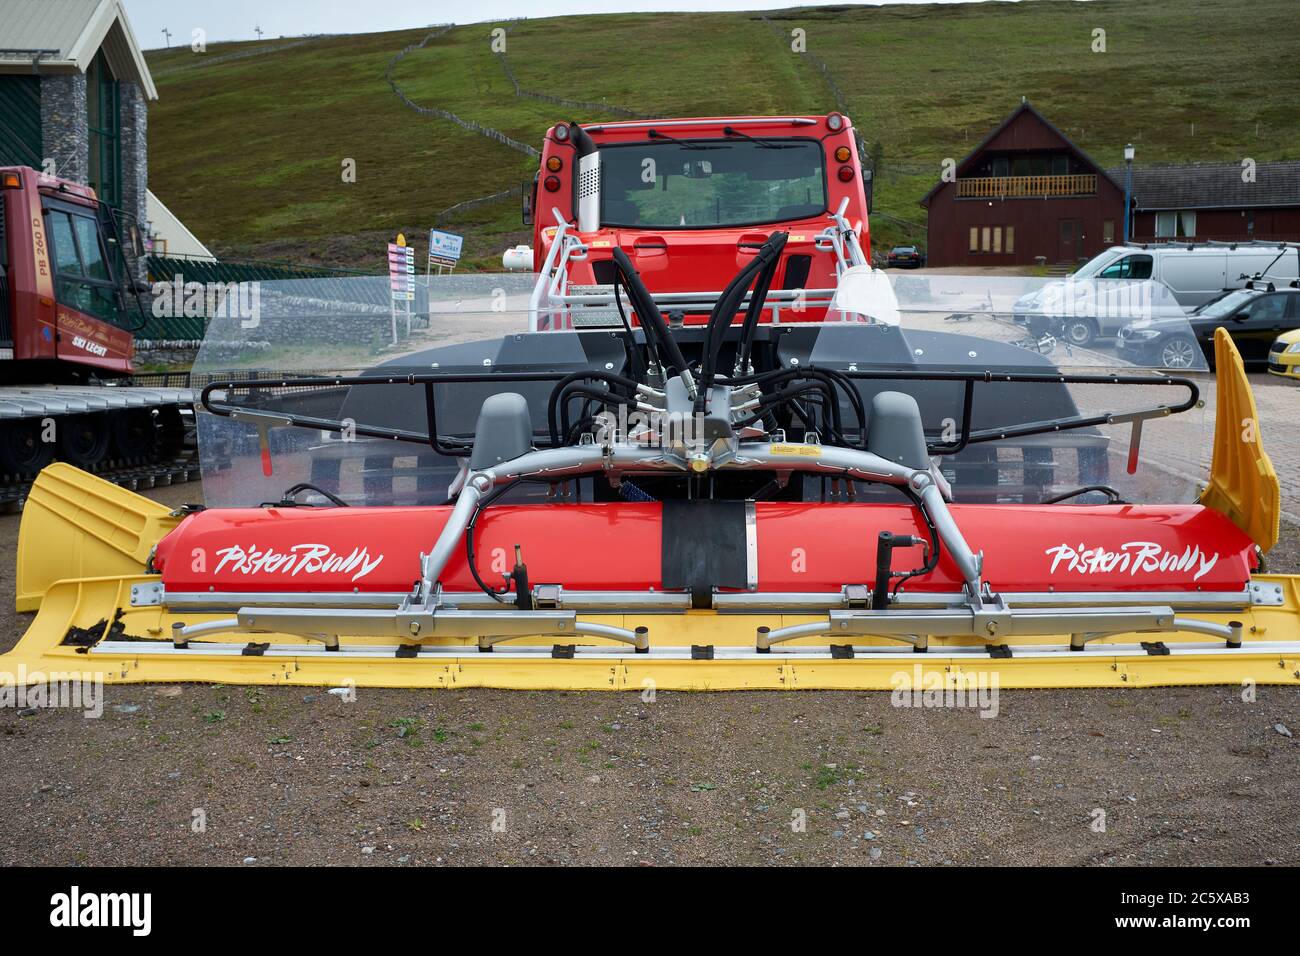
[44,205,122,328]
[73,214,110,280]
[1098,254,1153,279]
[49,212,83,275]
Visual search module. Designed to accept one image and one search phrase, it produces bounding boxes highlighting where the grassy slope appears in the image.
[145,0,1300,271]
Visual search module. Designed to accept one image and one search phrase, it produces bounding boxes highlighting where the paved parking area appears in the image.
[1144,372,1299,522]
[897,309,1297,518]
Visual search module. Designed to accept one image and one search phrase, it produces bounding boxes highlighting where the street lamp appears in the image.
[1123,143,1135,244]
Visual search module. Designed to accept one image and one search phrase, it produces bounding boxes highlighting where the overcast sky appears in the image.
[125,0,1013,48]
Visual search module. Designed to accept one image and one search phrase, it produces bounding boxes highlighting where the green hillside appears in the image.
[144,0,1300,272]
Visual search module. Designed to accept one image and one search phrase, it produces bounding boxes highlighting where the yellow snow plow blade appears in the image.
[1200,327,1281,553]
[2,571,1299,690]
[15,462,181,612]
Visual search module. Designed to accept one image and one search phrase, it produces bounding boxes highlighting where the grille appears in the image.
[578,165,599,200]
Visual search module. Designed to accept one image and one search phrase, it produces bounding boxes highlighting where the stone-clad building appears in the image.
[0,0,157,277]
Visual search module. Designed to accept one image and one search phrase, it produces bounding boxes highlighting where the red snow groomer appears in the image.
[3,116,1295,692]
[517,114,869,328]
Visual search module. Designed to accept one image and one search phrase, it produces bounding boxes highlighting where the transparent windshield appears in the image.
[193,270,1212,510]
[1193,289,1254,317]
[599,139,827,228]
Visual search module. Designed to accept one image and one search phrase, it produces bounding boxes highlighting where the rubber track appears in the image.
[0,455,201,509]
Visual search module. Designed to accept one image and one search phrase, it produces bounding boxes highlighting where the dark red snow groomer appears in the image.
[0,166,191,481]
[525,114,870,324]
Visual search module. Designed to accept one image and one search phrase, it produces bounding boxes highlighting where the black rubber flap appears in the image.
[661,500,749,591]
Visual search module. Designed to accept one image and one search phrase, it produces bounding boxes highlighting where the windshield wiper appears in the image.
[722,126,798,149]
[647,129,723,150]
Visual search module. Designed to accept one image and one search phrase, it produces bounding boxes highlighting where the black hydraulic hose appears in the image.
[611,248,688,378]
[889,481,941,598]
[465,478,556,603]
[1040,484,1126,505]
[736,233,788,372]
[612,280,647,383]
[564,415,600,446]
[757,380,841,435]
[697,253,770,413]
[716,362,862,444]
[556,384,634,444]
[546,370,640,446]
[735,382,847,444]
[734,370,849,443]
[279,482,349,508]
[816,367,868,448]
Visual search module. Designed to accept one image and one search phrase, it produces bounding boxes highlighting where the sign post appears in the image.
[427,229,464,276]
[387,233,415,345]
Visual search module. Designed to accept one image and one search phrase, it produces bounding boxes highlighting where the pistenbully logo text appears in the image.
[1045,541,1220,582]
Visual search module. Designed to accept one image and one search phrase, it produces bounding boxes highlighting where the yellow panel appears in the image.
[15,463,180,611]
[3,572,1299,691]
[1199,328,1281,552]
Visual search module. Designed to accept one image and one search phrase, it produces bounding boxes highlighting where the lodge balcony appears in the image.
[956,174,1098,199]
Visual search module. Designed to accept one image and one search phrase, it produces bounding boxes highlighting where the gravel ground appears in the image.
[0,482,1297,867]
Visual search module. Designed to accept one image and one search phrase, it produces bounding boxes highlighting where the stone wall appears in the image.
[118,80,149,283]
[39,73,88,182]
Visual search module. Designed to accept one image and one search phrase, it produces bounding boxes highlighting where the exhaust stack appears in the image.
[571,123,601,233]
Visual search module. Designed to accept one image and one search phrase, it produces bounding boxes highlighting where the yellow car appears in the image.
[1269,328,1300,380]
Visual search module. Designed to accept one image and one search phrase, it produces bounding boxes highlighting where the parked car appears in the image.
[1014,242,1300,346]
[1116,286,1300,369]
[1269,328,1300,381]
[1013,278,1188,348]
[886,245,925,268]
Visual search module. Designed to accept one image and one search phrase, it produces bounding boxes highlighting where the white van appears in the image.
[1073,242,1300,307]
[1012,241,1300,346]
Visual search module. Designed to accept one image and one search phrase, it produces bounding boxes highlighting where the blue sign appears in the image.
[429,229,464,263]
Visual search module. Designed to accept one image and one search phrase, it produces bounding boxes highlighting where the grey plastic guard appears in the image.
[469,392,534,470]
[866,391,930,470]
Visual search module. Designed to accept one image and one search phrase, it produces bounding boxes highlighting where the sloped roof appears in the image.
[1106,161,1300,211]
[0,0,156,99]
[920,99,1122,207]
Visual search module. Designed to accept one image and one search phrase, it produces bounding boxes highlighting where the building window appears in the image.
[971,226,1010,255]
[1155,210,1196,238]
[1102,219,1115,244]
[86,50,121,211]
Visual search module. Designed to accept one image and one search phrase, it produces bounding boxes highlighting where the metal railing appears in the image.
[527,200,868,332]
[957,174,1097,199]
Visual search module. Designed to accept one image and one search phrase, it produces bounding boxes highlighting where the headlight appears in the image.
[1287,342,1300,354]
[1126,329,1160,341]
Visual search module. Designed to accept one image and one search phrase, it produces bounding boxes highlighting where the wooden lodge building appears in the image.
[920,100,1300,267]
